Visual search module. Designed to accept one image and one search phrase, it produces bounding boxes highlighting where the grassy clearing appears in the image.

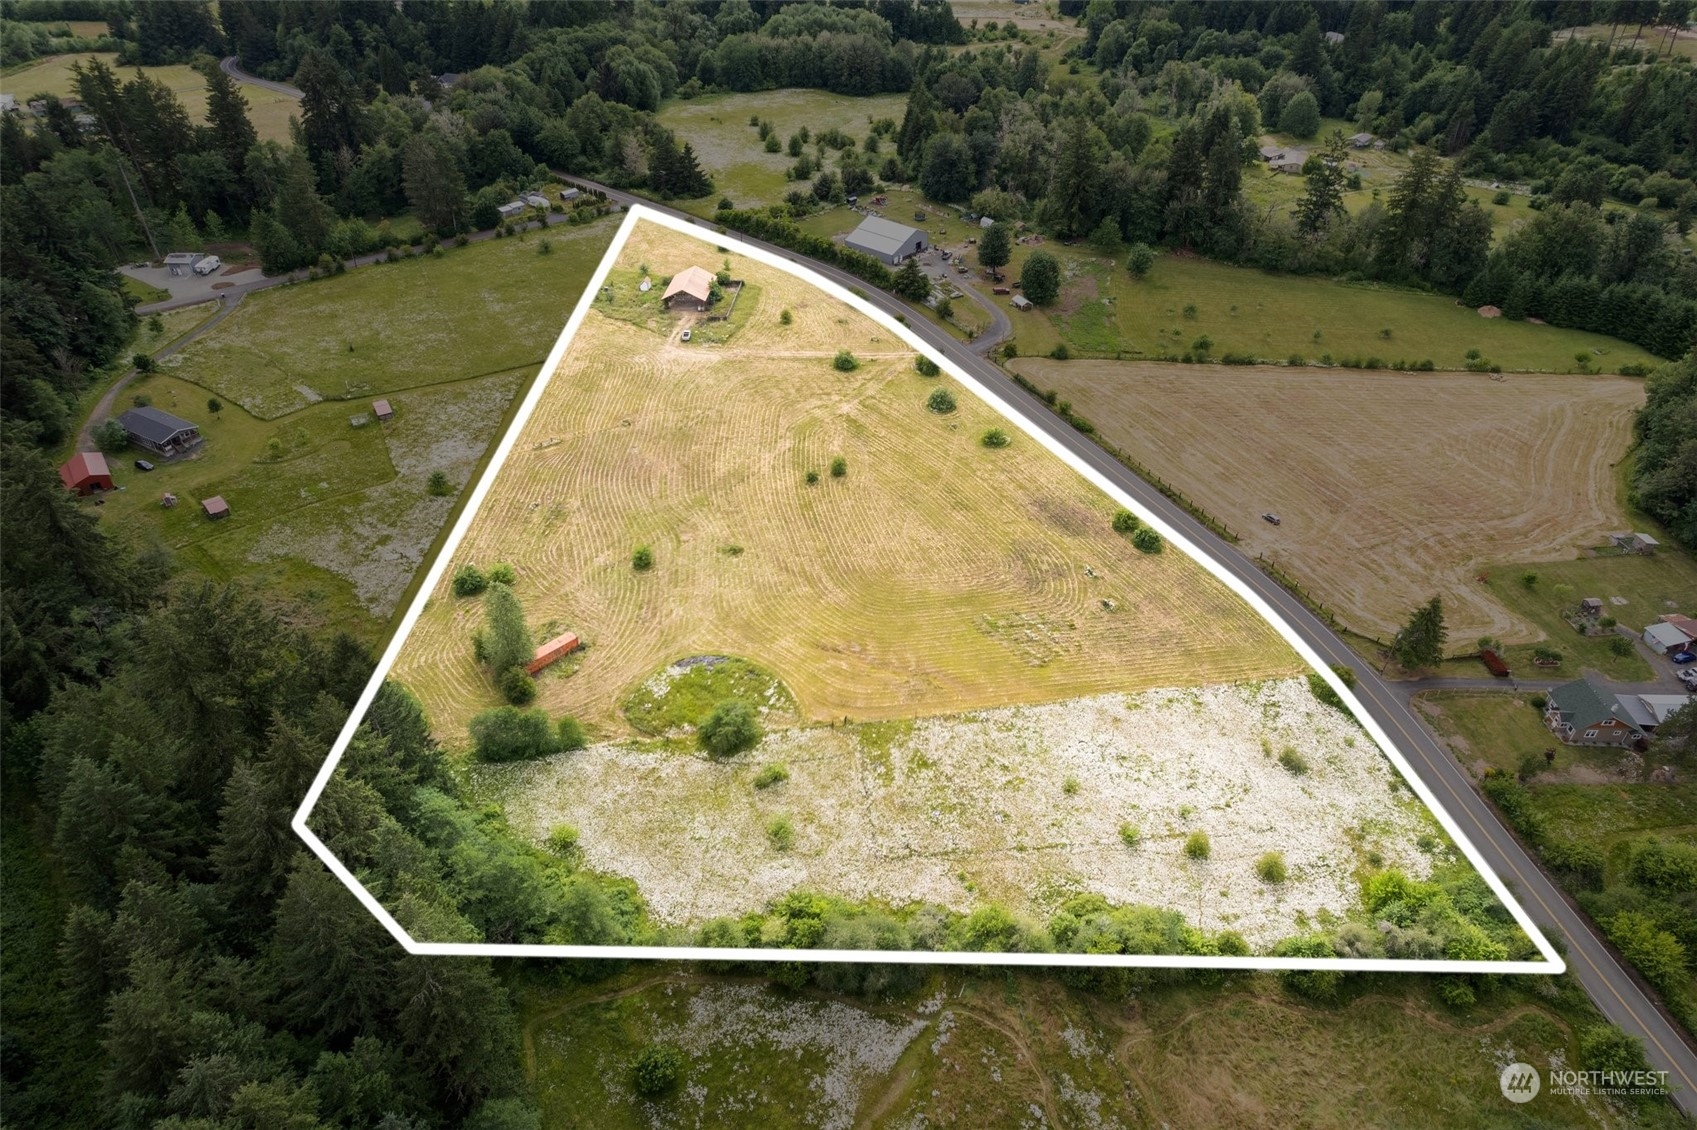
[0,52,299,142]
[521,968,1671,1130]
[165,221,616,418]
[998,245,1662,373]
[1419,693,1626,779]
[120,275,170,305]
[393,220,1302,741]
[656,89,908,215]
[620,656,797,735]
[1014,359,1645,645]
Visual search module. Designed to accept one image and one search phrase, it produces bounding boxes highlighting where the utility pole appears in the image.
[112,149,161,260]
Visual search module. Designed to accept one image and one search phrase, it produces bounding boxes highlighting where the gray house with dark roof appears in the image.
[1543,675,1645,747]
[118,407,202,456]
[844,216,926,265]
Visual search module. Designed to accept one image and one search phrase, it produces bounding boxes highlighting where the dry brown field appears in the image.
[1013,359,1645,644]
[391,222,1302,742]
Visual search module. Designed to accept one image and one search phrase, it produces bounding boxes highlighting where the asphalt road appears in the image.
[566,178,1697,1114]
[219,55,302,98]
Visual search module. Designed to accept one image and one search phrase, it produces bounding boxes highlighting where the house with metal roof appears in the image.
[662,265,715,311]
[58,451,113,495]
[1615,693,1694,734]
[844,216,926,265]
[1543,675,1645,747]
[118,407,202,457]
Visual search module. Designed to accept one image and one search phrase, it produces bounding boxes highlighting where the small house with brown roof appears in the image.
[58,451,113,495]
[201,495,230,520]
[662,266,715,311]
[373,399,394,422]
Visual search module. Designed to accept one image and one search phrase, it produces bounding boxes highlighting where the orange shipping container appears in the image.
[527,632,580,674]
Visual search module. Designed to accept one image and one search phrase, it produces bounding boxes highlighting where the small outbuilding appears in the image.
[1271,149,1308,173]
[1660,613,1697,639]
[1349,132,1375,148]
[496,201,526,221]
[373,399,394,422]
[1644,621,1693,655]
[119,407,201,456]
[58,451,114,495]
[164,251,203,276]
[1612,531,1660,555]
[559,187,581,203]
[526,631,581,675]
[844,215,926,265]
[201,495,230,520]
[1010,294,1034,311]
[662,266,715,311]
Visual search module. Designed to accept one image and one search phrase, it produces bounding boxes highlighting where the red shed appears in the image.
[59,451,114,495]
[526,631,580,674]
[201,495,230,520]
[373,399,393,422]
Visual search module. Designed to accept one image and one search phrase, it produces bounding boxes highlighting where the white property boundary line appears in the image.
[293,205,1564,974]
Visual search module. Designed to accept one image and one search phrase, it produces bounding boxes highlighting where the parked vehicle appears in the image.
[1672,650,1696,665]
[1263,513,1282,525]
[193,254,222,276]
[134,459,154,472]
[1677,667,1697,688]
[680,329,692,343]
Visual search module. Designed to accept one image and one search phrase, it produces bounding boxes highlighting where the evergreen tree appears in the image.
[1394,597,1448,669]
[896,78,939,163]
[404,130,468,235]
[201,62,258,180]
[1296,133,1348,233]
[894,257,931,301]
[481,583,532,680]
[1021,251,1061,305]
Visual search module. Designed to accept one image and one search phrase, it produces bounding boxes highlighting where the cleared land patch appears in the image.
[166,222,617,418]
[476,677,1438,946]
[1013,359,1645,644]
[391,221,1304,743]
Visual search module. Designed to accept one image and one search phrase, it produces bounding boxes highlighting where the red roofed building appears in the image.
[59,451,113,495]
[526,631,580,675]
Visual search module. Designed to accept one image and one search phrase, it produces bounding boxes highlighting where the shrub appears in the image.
[1519,571,1539,589]
[1126,242,1156,277]
[557,716,587,751]
[631,1043,685,1097]
[1131,527,1163,554]
[1062,775,1080,795]
[766,816,794,851]
[1608,637,1633,657]
[754,763,789,789]
[487,562,517,586]
[1580,1025,1649,1076]
[1256,852,1287,883]
[981,428,1010,448]
[780,308,793,325]
[1049,343,1070,360]
[499,667,536,705]
[1492,189,1511,205]
[833,349,858,371]
[1020,251,1061,305]
[1278,747,1309,775]
[452,564,489,597]
[93,419,130,453]
[469,706,559,762]
[1118,823,1141,848]
[546,824,580,856]
[1529,693,1547,711]
[829,456,847,478]
[926,387,956,413]
[805,470,820,485]
[132,353,155,373]
[699,700,761,757]
[632,545,654,571]
[915,355,939,376]
[1184,831,1211,860]
[427,470,452,496]
[1111,508,1141,534]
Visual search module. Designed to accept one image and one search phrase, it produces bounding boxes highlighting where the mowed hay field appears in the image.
[0,52,300,142]
[393,220,1303,741]
[1014,359,1645,644]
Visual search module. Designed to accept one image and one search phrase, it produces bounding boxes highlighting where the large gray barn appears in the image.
[844,216,926,265]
